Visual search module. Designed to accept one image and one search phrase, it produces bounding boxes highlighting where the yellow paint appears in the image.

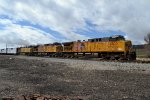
[63,45,73,52]
[73,40,131,53]
[44,45,62,52]
[38,45,46,52]
[90,41,126,52]
[20,40,132,53]
[20,47,32,53]
[73,42,91,52]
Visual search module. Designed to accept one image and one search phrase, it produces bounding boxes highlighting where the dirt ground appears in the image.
[1,55,150,100]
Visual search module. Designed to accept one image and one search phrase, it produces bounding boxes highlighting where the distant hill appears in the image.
[133,44,145,49]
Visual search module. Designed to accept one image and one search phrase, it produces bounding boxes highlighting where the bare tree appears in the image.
[144,33,150,57]
[144,33,150,44]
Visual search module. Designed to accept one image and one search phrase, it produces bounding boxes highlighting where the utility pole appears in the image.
[6,43,7,54]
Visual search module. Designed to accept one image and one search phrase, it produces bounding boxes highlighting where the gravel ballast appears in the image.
[0,55,150,100]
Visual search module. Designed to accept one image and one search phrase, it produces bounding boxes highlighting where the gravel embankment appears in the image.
[1,55,150,100]
[17,56,150,73]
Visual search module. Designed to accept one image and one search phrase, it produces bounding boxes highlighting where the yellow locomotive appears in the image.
[17,47,33,55]
[17,35,136,60]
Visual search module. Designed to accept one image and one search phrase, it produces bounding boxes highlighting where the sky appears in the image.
[0,0,150,48]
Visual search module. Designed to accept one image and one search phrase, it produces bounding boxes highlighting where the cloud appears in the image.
[0,0,150,46]
[0,19,57,48]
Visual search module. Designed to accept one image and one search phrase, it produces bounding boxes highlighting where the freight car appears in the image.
[17,35,136,60]
[0,48,17,55]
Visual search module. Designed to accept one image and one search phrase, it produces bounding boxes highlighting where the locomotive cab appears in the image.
[110,35,125,41]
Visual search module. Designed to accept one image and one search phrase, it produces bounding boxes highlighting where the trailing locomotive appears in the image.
[16,35,136,60]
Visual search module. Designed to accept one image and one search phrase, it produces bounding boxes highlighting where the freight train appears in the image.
[0,35,136,60]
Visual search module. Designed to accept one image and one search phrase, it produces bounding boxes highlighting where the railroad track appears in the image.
[78,58,150,64]
[39,56,150,64]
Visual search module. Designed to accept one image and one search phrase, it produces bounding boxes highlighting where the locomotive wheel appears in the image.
[49,55,52,57]
[70,55,75,58]
[114,57,120,60]
[67,55,71,58]
[63,54,67,58]
[74,55,78,58]
[126,55,133,61]
[54,55,57,57]
[52,55,55,57]
[110,56,115,60]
